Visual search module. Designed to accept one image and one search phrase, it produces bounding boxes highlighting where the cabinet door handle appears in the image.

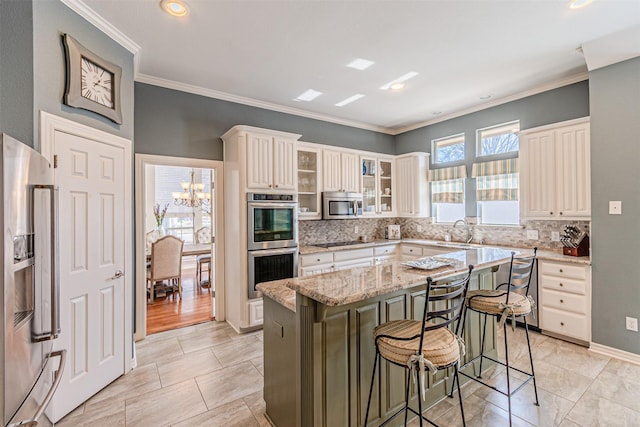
[550,211,553,215]
[559,212,563,215]
[275,184,279,188]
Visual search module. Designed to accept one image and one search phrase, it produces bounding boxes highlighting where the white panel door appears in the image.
[246,134,273,190]
[49,131,126,421]
[323,150,342,191]
[272,137,296,191]
[341,152,360,193]
[556,123,591,218]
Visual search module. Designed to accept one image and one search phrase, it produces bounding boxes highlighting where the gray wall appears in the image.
[590,57,640,354]
[31,0,135,147]
[0,0,34,145]
[394,81,590,217]
[134,83,395,160]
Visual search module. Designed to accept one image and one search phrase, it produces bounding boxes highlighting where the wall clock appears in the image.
[62,34,123,124]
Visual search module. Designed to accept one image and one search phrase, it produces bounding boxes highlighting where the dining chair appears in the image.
[194,226,212,287]
[147,235,184,303]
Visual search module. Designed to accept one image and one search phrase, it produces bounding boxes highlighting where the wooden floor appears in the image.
[146,267,214,335]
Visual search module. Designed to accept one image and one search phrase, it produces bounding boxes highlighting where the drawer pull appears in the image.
[560,283,564,287]
[560,299,564,303]
[317,258,321,262]
[560,322,565,326]
[550,211,553,215]
[559,269,563,273]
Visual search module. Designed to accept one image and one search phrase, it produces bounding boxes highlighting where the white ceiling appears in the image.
[77,0,640,134]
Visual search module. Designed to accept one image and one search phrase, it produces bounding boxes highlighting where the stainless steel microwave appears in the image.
[322,192,363,220]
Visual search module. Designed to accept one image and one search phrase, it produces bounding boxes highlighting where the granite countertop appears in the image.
[259,247,528,308]
[299,239,591,265]
[258,282,297,312]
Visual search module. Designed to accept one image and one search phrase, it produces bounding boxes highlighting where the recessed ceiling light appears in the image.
[160,0,189,16]
[380,72,419,90]
[479,94,492,100]
[390,82,405,91]
[294,89,323,102]
[335,94,365,107]
[569,0,593,9]
[347,59,375,71]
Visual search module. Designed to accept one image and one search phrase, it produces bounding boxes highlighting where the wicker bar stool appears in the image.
[455,249,538,426]
[364,265,474,427]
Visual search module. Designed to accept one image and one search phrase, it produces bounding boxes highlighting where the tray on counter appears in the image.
[402,256,457,270]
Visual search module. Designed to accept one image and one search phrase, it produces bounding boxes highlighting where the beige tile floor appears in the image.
[57,321,640,427]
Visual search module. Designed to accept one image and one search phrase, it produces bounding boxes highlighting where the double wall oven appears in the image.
[247,193,298,299]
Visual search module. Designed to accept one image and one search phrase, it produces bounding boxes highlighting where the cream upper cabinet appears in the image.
[323,149,359,193]
[520,118,590,220]
[272,136,297,191]
[297,143,322,220]
[233,127,300,193]
[395,152,430,217]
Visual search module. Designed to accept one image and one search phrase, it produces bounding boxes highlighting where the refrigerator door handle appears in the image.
[8,350,66,427]
[32,185,60,342]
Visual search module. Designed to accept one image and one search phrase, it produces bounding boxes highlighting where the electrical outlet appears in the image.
[417,225,422,233]
[626,316,638,332]
[551,231,560,242]
[609,201,622,215]
[526,230,539,240]
[354,226,359,234]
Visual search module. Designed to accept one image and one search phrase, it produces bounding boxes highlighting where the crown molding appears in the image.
[135,74,393,134]
[60,0,141,56]
[390,71,590,135]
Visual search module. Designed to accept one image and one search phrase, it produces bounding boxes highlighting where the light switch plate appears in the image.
[551,231,560,242]
[609,201,622,215]
[626,316,638,332]
[526,230,539,240]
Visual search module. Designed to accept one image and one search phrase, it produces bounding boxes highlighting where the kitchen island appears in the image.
[257,247,526,427]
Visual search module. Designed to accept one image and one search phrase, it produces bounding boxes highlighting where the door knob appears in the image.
[108,270,124,280]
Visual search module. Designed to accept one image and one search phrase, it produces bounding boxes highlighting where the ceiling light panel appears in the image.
[346,58,375,71]
[380,72,419,90]
[295,89,323,102]
[335,94,365,107]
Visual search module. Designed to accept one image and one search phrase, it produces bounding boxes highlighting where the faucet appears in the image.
[451,219,473,244]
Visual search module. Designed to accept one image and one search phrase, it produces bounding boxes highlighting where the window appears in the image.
[432,133,465,164]
[429,165,466,223]
[473,159,519,225]
[477,121,520,157]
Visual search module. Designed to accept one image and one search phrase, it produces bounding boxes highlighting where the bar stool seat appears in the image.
[466,290,531,317]
[375,320,461,368]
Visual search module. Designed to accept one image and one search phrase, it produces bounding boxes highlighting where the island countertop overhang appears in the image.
[258,246,529,308]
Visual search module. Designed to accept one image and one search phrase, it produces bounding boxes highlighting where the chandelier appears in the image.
[172,170,211,210]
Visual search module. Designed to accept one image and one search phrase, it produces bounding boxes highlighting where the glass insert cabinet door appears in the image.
[361,157,393,215]
[297,147,320,218]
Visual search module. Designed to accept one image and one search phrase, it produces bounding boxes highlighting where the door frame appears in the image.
[134,154,225,341]
[39,111,133,372]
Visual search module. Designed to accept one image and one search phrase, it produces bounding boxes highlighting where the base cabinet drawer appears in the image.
[334,248,374,262]
[539,260,588,280]
[541,307,589,341]
[300,252,334,267]
[539,275,586,295]
[540,288,587,314]
[300,265,333,276]
[374,245,398,257]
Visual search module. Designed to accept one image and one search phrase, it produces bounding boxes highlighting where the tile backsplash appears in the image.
[299,217,590,251]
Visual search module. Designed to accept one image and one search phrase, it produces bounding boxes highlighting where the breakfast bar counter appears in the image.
[258,247,528,427]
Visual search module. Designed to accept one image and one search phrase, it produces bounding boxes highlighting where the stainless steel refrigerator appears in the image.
[1,134,65,427]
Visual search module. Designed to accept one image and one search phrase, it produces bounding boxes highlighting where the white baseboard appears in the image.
[589,342,640,366]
